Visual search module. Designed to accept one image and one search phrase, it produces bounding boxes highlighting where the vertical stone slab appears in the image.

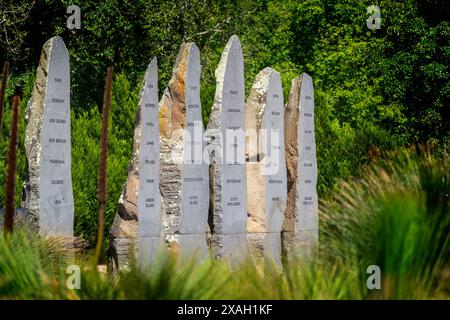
[159,43,209,260]
[24,36,74,237]
[109,58,163,270]
[283,73,318,259]
[245,68,287,266]
[178,44,209,260]
[207,35,247,263]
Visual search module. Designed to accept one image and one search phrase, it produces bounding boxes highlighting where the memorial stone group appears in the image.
[22,35,318,270]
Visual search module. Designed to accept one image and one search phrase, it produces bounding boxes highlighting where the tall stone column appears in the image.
[109,58,163,270]
[159,43,209,260]
[207,35,248,263]
[24,36,74,238]
[283,73,318,260]
[245,67,287,266]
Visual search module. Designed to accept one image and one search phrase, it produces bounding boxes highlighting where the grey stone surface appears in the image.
[178,234,209,262]
[178,44,209,259]
[207,35,248,261]
[245,67,287,265]
[109,57,163,270]
[283,73,318,259]
[159,43,209,260]
[24,36,74,237]
[138,236,165,272]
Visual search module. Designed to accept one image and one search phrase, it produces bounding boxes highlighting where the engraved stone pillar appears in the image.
[282,73,318,260]
[24,36,74,237]
[207,35,248,263]
[109,58,163,270]
[245,67,287,266]
[159,43,209,260]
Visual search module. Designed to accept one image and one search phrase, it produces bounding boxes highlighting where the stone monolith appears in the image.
[24,36,74,237]
[207,35,248,263]
[282,73,318,259]
[159,43,209,260]
[109,58,163,270]
[245,67,287,266]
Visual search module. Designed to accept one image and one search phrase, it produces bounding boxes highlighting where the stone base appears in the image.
[247,232,282,266]
[137,236,166,272]
[178,233,209,262]
[212,233,248,264]
[108,236,137,271]
[281,230,318,263]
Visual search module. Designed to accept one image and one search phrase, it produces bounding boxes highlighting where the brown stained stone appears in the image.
[245,68,287,266]
[23,41,49,228]
[245,68,272,234]
[282,73,318,260]
[283,77,301,232]
[159,46,189,139]
[159,43,198,238]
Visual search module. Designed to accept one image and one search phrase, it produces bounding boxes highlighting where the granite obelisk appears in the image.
[207,35,248,263]
[109,58,163,270]
[283,73,318,259]
[24,36,74,237]
[246,67,287,265]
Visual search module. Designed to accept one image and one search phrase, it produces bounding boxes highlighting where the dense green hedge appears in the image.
[0,0,448,244]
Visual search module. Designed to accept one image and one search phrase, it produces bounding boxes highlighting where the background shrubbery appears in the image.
[0,0,448,245]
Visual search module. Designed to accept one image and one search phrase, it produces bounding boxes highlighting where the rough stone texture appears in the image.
[282,73,318,260]
[23,36,74,237]
[207,35,248,262]
[159,43,209,260]
[109,58,163,270]
[245,67,287,266]
[159,43,190,237]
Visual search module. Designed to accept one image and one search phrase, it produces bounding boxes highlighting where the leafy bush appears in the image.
[71,73,138,245]
[321,148,450,298]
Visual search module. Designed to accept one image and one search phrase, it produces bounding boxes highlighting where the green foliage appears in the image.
[0,150,448,299]
[0,227,73,299]
[321,148,450,298]
[71,73,137,245]
[314,88,397,196]
[0,71,34,208]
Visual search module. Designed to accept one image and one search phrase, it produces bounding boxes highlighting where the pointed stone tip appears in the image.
[261,67,280,77]
[227,35,241,49]
[260,66,273,73]
[45,36,68,57]
[254,67,276,84]
[190,42,200,54]
[292,76,301,86]
[146,57,158,76]
[302,72,312,81]
[270,69,282,84]
[47,36,65,47]
[189,42,200,61]
[229,34,240,42]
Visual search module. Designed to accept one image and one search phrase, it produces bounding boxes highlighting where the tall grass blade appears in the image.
[94,67,113,265]
[3,96,20,236]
